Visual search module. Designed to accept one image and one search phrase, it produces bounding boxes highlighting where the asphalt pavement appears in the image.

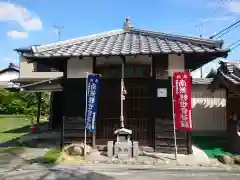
[0,164,240,180]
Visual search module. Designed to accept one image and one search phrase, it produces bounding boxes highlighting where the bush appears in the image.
[0,89,50,117]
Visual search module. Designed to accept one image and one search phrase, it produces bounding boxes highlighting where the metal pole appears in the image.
[60,116,65,149]
[187,69,193,154]
[171,72,178,162]
[84,72,88,159]
[200,67,203,78]
[120,61,125,128]
[53,25,64,41]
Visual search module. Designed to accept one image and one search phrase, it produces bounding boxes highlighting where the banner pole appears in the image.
[187,69,193,154]
[171,72,178,162]
[120,59,125,128]
[84,72,88,159]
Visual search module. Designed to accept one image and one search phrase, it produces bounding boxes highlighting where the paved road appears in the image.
[0,165,240,180]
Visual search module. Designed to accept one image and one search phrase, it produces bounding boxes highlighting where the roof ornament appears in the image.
[124,16,133,29]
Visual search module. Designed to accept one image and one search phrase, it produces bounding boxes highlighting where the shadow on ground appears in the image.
[0,122,54,148]
[0,169,115,180]
[0,122,62,173]
[3,125,34,134]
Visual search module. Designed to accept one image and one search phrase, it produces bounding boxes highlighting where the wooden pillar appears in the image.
[92,57,97,148]
[36,92,42,127]
[152,55,157,150]
[60,59,68,149]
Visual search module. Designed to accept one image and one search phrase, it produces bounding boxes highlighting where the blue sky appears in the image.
[1,0,240,77]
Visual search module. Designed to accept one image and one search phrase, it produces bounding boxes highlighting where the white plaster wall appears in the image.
[67,57,93,78]
[168,54,185,76]
[0,71,19,81]
[192,85,226,131]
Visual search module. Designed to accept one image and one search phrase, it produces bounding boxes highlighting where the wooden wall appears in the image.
[192,86,226,134]
[154,78,188,154]
[62,78,92,144]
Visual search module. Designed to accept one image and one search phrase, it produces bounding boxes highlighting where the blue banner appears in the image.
[85,73,101,132]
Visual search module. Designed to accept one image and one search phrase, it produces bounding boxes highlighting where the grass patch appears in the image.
[0,115,26,118]
[0,115,48,144]
[0,115,30,143]
[192,136,232,158]
[42,148,61,164]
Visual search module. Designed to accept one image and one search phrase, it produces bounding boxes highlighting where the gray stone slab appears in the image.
[133,141,139,158]
[107,141,113,158]
[114,142,132,159]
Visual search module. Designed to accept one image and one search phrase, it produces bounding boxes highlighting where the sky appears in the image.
[0,0,240,77]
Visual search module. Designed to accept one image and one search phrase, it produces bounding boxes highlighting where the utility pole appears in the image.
[53,25,64,41]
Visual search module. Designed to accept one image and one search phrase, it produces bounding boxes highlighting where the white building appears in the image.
[0,63,19,88]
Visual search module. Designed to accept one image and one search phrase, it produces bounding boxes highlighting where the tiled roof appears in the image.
[192,78,214,85]
[217,61,240,84]
[20,28,229,58]
[205,69,217,78]
[0,63,19,74]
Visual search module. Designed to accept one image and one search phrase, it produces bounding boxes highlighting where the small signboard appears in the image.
[157,88,167,97]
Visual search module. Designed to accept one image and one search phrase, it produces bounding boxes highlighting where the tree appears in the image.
[0,89,50,117]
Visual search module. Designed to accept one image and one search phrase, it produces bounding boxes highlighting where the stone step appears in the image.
[155,139,186,148]
[64,131,90,138]
[155,135,185,140]
[155,146,187,154]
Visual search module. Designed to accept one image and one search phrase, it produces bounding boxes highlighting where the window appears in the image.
[156,67,168,79]
[96,65,151,78]
[33,62,58,72]
[155,55,168,79]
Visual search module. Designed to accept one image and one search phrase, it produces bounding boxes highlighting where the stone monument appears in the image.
[107,128,139,159]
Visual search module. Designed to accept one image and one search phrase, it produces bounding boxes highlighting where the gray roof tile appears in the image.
[21,28,229,57]
[192,78,214,85]
[215,61,240,85]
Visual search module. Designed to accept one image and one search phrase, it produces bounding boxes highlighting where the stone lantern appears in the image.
[107,128,139,159]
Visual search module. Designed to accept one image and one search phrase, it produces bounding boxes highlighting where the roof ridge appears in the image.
[130,28,223,48]
[132,28,216,41]
[33,29,125,53]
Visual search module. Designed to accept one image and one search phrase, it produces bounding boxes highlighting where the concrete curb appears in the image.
[1,164,240,174]
[79,164,240,173]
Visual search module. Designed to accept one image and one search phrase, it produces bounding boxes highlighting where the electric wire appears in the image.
[186,0,232,33]
[210,20,240,39]
[228,39,240,48]
[230,43,240,51]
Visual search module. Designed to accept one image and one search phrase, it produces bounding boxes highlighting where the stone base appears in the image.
[114,142,132,159]
[107,140,139,159]
[132,141,139,158]
[107,141,114,158]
